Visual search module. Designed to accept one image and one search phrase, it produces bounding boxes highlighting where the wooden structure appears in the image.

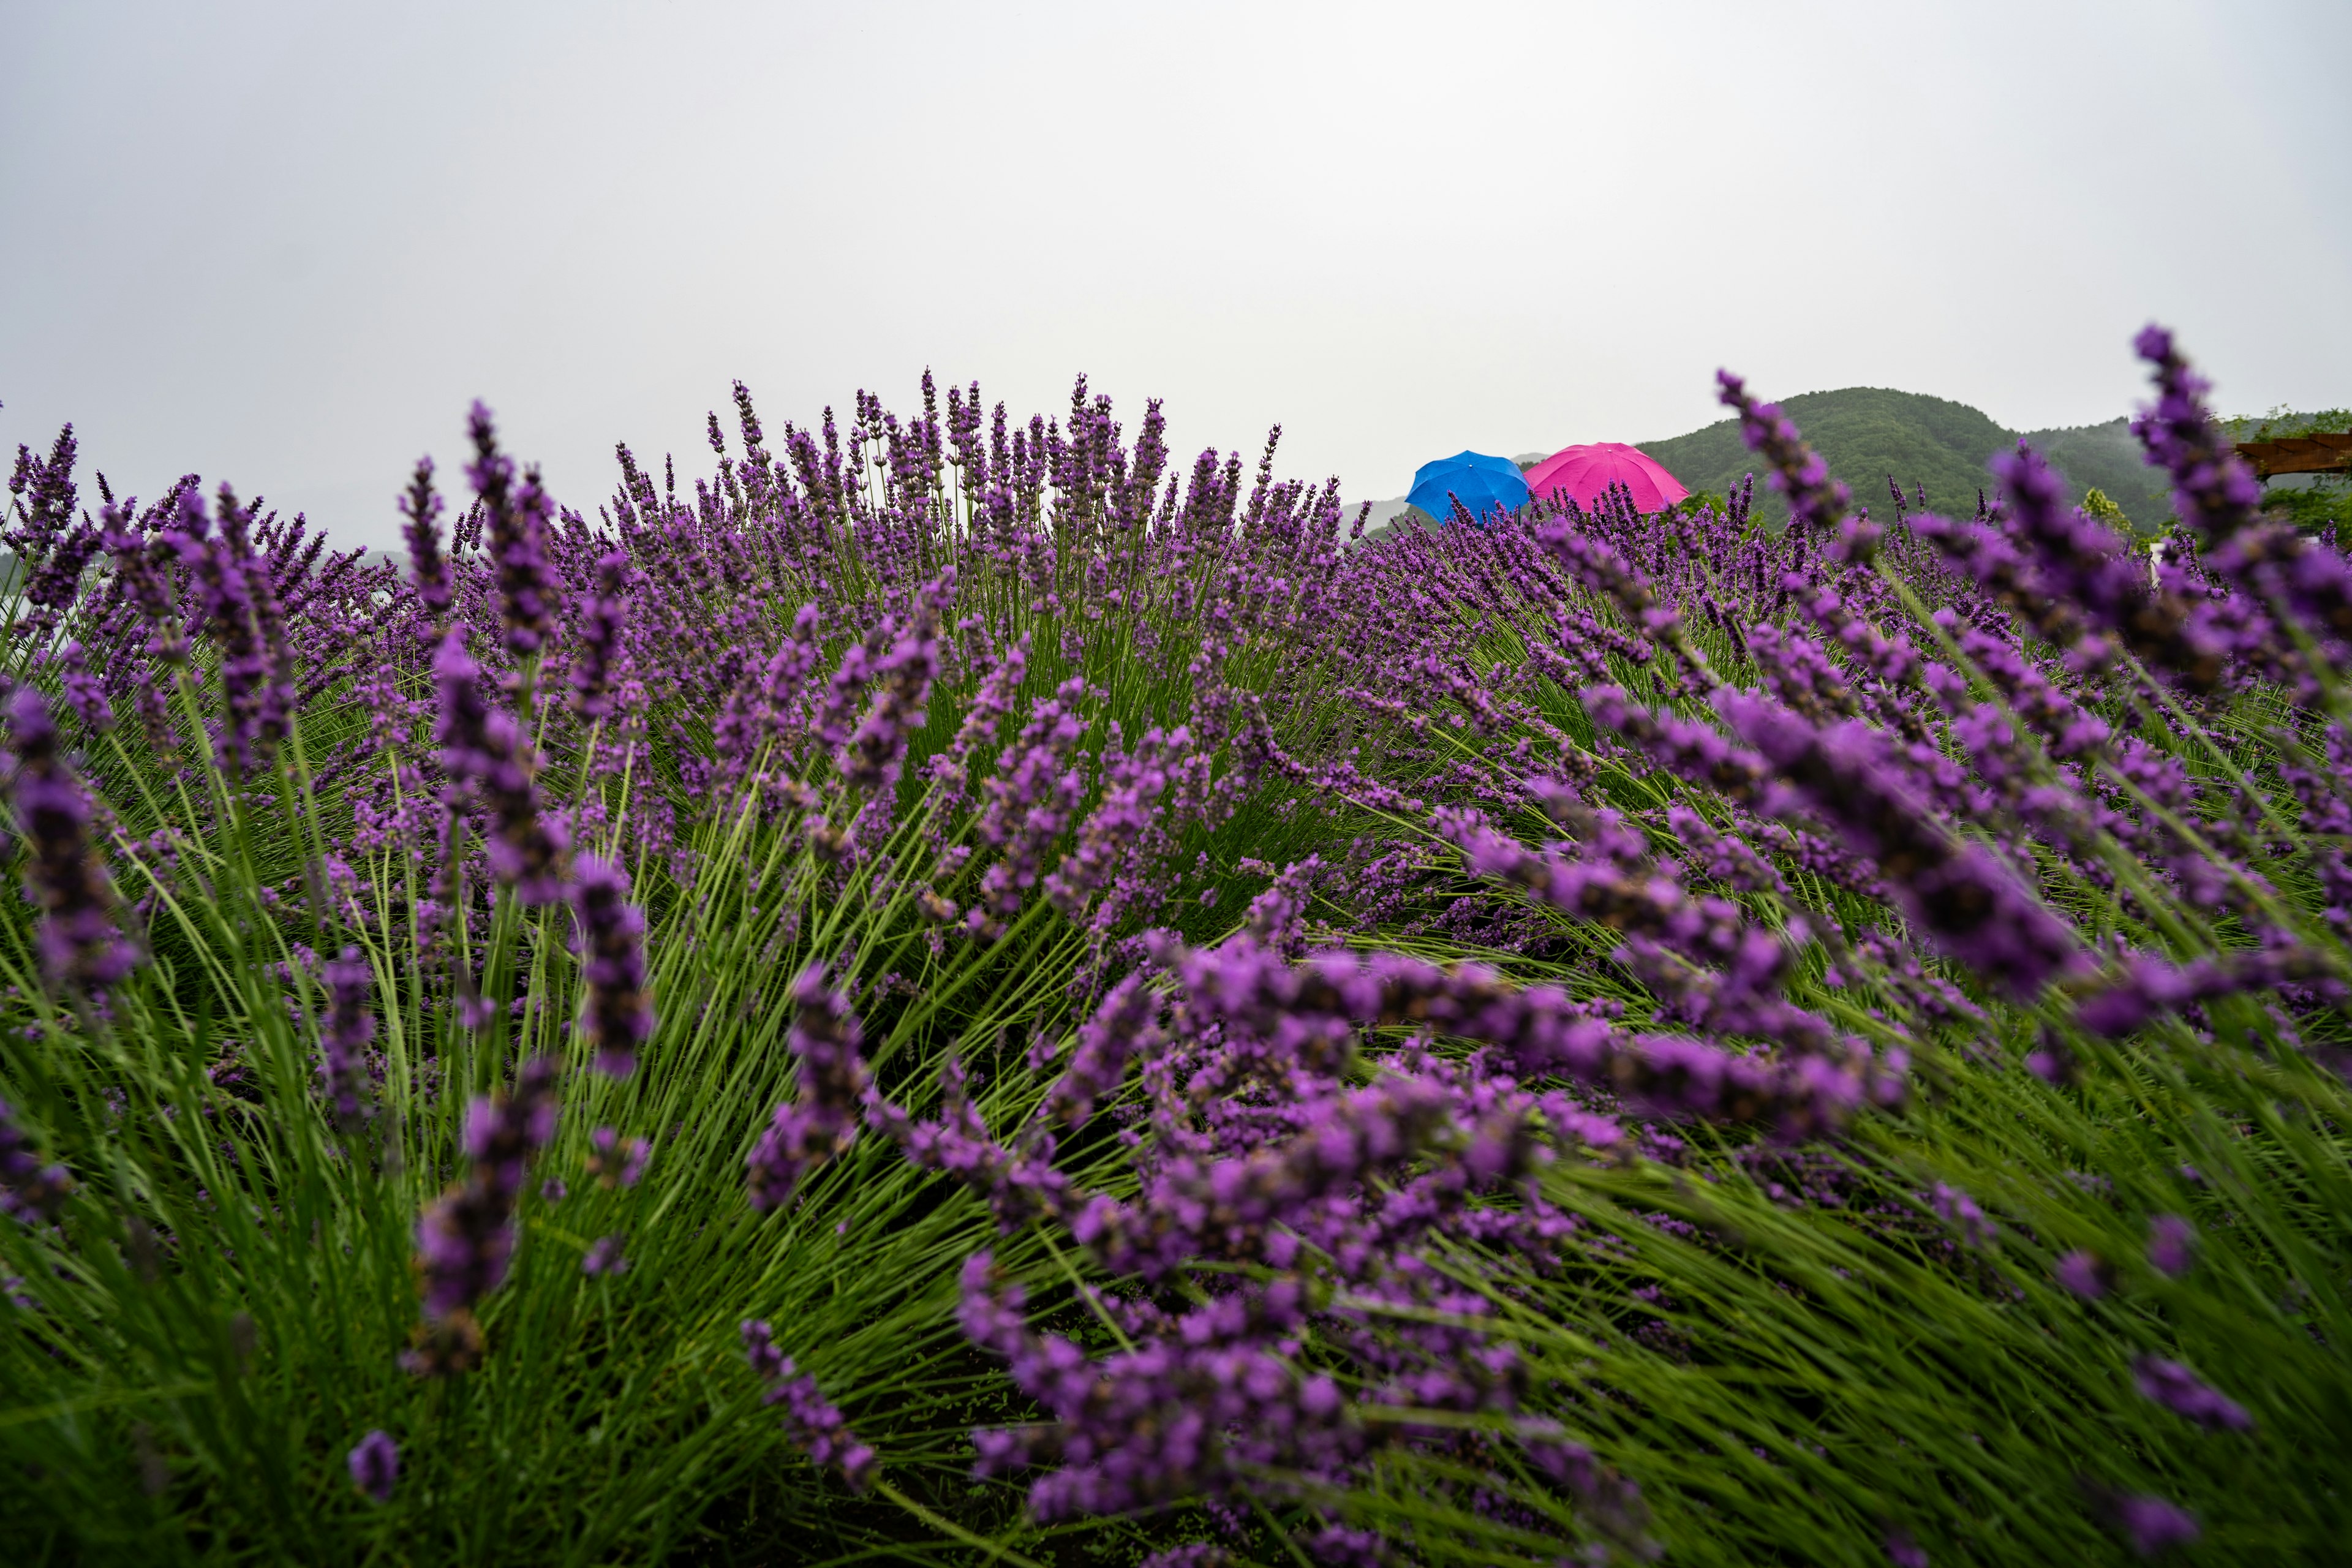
[2236,432,2352,478]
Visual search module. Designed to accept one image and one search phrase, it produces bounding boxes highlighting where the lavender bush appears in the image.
[0,333,2345,1566]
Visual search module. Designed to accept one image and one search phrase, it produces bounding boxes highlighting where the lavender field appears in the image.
[1,328,2346,1566]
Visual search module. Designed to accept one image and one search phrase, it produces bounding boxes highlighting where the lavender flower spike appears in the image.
[400,456,451,617]
[1717,369,1850,533]
[347,1430,398,1504]
[2111,1493,2199,1556]
[319,947,376,1128]
[572,855,650,1079]
[407,1056,560,1374]
[2132,325,2262,546]
[746,970,870,1212]
[570,551,630,719]
[2132,1355,2253,1431]
[1714,689,2081,999]
[2054,1250,2110,1300]
[435,627,569,903]
[2146,1214,2196,1278]
[1930,1182,1997,1250]
[838,579,945,794]
[0,1096,74,1226]
[739,1320,877,1490]
[587,1126,649,1188]
[466,402,557,658]
[1883,1531,1929,1568]
[8,685,138,989]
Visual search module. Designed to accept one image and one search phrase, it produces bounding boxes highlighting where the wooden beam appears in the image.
[2237,432,2352,478]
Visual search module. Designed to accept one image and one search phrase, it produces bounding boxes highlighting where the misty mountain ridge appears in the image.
[1634,387,2175,529]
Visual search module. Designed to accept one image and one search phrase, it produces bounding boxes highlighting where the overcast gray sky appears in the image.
[5,0,2347,549]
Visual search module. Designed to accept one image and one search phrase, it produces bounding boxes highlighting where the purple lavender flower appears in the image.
[413,1191,516,1336]
[1713,689,2081,999]
[466,404,557,659]
[739,1319,876,1490]
[1716,370,1851,532]
[400,456,451,618]
[57,643,113,734]
[741,1317,788,1382]
[347,1430,398,1504]
[8,685,138,989]
[409,1057,560,1368]
[2146,1214,2196,1278]
[0,1096,74,1226]
[1139,1547,1233,1568]
[839,580,945,794]
[2073,946,2331,1038]
[747,970,870,1212]
[462,1056,562,1194]
[2109,1493,2199,1556]
[2132,1355,2252,1431]
[1043,973,1163,1128]
[19,519,103,639]
[2054,1250,2109,1300]
[1915,450,2229,693]
[1043,724,1187,924]
[104,489,190,666]
[6,424,80,585]
[1929,1182,1997,1250]
[873,1052,1071,1234]
[170,484,295,772]
[1884,1531,1929,1568]
[971,678,1091,930]
[2132,326,2261,546]
[582,1235,629,1277]
[570,551,630,718]
[319,947,375,1128]
[587,1126,649,1189]
[1581,684,1770,804]
[435,627,568,903]
[571,855,650,1077]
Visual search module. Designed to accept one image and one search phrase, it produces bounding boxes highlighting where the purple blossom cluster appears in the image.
[571,856,650,1079]
[0,1095,73,1226]
[843,921,1712,1536]
[740,1319,876,1490]
[7,685,137,989]
[347,1430,398,1504]
[318,947,376,1128]
[405,1055,560,1375]
[745,968,872,1213]
[2131,1355,2252,1431]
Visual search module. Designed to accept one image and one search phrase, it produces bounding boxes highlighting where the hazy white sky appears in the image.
[4,0,2347,548]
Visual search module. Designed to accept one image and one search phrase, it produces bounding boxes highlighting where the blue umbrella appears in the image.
[1407,450,1530,524]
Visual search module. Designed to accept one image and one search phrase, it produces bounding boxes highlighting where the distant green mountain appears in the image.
[1352,391,2341,548]
[1633,387,2177,529]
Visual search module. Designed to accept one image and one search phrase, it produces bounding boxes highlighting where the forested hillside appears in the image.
[1635,388,2177,527]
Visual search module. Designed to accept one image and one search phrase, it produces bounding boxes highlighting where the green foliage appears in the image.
[2080,485,2132,529]
[2260,475,2352,537]
[2222,406,2352,443]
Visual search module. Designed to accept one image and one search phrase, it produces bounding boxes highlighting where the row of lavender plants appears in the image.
[1,328,2346,1566]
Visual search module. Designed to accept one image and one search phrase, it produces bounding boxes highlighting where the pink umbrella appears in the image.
[1523,442,1690,514]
